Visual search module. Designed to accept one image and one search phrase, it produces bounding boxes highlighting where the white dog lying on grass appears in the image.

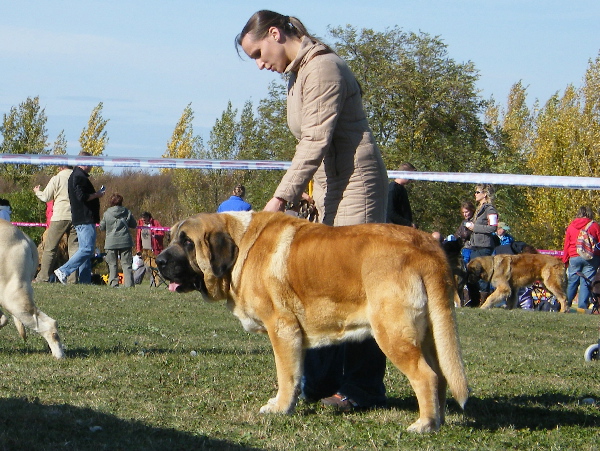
[0,219,65,359]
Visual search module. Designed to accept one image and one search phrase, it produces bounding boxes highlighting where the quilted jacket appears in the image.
[274,37,388,226]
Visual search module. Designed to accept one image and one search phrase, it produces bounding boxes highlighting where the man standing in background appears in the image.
[387,162,417,227]
[34,165,78,283]
[54,152,105,284]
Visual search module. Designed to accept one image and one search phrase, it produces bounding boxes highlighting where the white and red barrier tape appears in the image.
[4,153,578,255]
[10,221,564,256]
[10,222,170,231]
[2,153,600,189]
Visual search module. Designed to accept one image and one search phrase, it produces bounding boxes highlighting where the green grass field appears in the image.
[1,283,599,450]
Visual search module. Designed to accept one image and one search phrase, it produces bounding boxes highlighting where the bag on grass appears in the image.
[576,221,597,260]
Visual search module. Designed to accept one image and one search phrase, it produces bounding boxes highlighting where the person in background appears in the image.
[562,206,600,310]
[33,165,79,283]
[455,200,476,264]
[495,222,514,246]
[136,212,164,257]
[99,193,137,288]
[217,184,252,212]
[446,201,476,306]
[464,184,498,306]
[54,152,105,284]
[237,10,389,412]
[0,198,12,221]
[387,162,417,227]
[132,252,146,284]
[45,200,54,226]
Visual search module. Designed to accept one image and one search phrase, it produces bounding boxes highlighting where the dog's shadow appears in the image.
[297,395,600,429]
[0,397,263,451]
[6,345,271,358]
[386,394,600,430]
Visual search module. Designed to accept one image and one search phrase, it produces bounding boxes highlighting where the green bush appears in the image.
[4,188,46,243]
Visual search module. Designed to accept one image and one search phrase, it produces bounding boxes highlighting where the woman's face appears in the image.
[474,188,486,204]
[461,208,473,220]
[241,28,289,73]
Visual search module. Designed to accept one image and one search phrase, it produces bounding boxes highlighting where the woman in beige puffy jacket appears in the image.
[237,10,388,411]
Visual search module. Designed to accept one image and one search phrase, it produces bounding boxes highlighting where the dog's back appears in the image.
[498,253,565,288]
[468,252,567,311]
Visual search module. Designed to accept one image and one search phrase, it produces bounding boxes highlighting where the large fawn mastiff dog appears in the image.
[156,211,468,432]
[467,254,568,312]
[0,219,65,359]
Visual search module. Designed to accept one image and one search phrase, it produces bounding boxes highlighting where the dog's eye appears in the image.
[182,238,194,249]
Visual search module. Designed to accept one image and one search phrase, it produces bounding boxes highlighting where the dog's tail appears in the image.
[428,280,469,409]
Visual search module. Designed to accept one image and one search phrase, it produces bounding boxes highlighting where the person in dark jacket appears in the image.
[464,183,498,306]
[99,193,137,288]
[54,152,105,284]
[217,184,252,212]
[387,162,417,227]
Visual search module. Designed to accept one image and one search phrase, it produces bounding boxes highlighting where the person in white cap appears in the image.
[496,221,514,246]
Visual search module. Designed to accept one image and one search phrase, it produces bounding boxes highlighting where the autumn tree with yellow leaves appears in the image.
[80,102,109,174]
[162,103,204,216]
[524,54,600,248]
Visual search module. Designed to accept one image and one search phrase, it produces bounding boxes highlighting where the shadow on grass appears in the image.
[0,397,264,451]
[64,346,271,358]
[0,344,271,361]
[461,394,600,430]
[387,393,600,431]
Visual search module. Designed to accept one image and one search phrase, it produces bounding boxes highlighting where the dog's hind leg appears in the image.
[371,308,441,432]
[543,270,569,313]
[0,309,7,328]
[421,333,447,424]
[259,316,304,414]
[6,289,65,359]
[13,317,27,340]
[507,288,519,310]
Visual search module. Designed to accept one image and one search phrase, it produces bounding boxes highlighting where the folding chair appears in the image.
[146,256,168,288]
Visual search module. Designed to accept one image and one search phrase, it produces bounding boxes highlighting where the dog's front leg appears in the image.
[480,284,509,309]
[259,318,304,414]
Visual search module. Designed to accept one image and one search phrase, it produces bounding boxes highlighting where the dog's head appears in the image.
[466,256,491,284]
[156,213,240,301]
[441,237,464,264]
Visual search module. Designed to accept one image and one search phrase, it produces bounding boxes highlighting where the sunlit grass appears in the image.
[0,283,598,450]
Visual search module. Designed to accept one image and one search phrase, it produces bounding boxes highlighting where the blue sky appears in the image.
[1,1,599,162]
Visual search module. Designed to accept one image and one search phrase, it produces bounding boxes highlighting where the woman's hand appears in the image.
[465,221,474,231]
[263,197,286,212]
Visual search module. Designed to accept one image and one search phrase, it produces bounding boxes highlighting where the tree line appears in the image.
[1,26,599,249]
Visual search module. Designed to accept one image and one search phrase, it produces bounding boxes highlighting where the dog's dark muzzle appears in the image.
[156,246,205,294]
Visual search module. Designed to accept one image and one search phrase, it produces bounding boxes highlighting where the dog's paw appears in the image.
[0,314,7,328]
[259,403,276,413]
[259,399,295,414]
[407,418,440,433]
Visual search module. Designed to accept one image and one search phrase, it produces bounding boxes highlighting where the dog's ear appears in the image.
[468,259,484,279]
[478,261,488,280]
[169,220,185,245]
[206,231,238,278]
